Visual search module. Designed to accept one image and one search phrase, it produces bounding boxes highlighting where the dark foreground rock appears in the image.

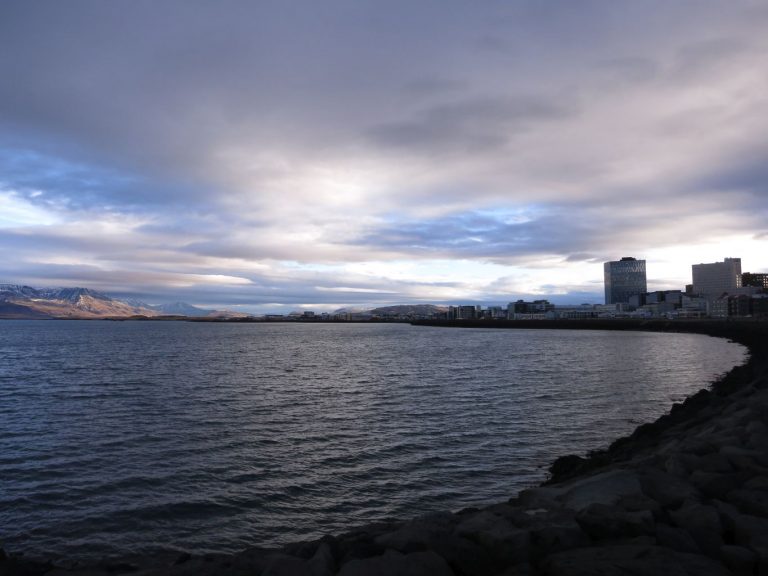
[4,320,768,576]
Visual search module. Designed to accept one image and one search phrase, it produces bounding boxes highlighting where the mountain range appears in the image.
[0,284,246,319]
[333,304,448,316]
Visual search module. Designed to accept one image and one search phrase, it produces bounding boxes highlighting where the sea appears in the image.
[0,320,747,560]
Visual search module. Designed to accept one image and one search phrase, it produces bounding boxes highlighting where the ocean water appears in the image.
[0,321,747,560]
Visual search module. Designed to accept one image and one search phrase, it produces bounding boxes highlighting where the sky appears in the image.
[2,1,768,313]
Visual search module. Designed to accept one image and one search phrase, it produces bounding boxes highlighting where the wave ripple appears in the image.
[0,321,746,560]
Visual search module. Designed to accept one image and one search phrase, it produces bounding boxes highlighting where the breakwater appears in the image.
[3,320,767,575]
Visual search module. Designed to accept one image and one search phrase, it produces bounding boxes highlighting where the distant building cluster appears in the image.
[257,256,767,322]
[597,256,767,319]
[438,256,768,322]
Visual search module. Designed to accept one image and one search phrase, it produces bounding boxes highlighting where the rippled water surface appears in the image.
[0,321,747,559]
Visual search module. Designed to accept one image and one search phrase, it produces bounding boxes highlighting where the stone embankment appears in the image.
[3,320,768,575]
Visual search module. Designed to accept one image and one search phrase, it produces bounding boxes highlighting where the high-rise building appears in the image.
[691,258,741,298]
[604,257,647,305]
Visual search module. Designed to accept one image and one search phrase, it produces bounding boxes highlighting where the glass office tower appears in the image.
[604,257,647,305]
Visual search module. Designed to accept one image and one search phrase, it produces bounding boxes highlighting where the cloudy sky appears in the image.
[2,1,767,313]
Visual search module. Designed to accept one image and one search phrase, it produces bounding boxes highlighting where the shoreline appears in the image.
[3,320,767,575]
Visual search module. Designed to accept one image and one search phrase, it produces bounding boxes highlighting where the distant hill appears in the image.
[0,284,160,319]
[122,300,215,317]
[370,304,448,317]
[332,306,372,315]
[0,284,248,319]
[144,301,249,318]
[149,301,213,316]
[332,304,447,317]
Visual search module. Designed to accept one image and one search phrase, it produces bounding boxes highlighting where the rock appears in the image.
[374,519,488,575]
[744,476,768,491]
[719,545,757,575]
[503,504,579,536]
[548,454,589,480]
[437,538,496,576]
[307,542,335,576]
[679,453,733,474]
[262,554,312,576]
[375,525,440,554]
[336,529,387,564]
[726,488,768,518]
[746,431,768,451]
[576,503,654,541]
[719,445,763,470]
[664,454,690,477]
[752,546,768,576]
[655,524,700,554]
[516,487,559,510]
[101,560,139,573]
[494,563,534,575]
[616,492,662,517]
[374,512,456,554]
[557,470,644,511]
[483,502,520,522]
[715,501,768,549]
[453,510,531,567]
[745,418,768,434]
[678,438,717,456]
[454,510,513,539]
[638,468,698,508]
[540,545,730,576]
[155,550,267,576]
[689,470,752,500]
[336,549,453,576]
[719,445,763,458]
[669,501,724,555]
[530,521,590,557]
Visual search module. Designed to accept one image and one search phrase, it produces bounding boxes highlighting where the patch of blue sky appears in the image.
[0,189,61,228]
[0,147,143,210]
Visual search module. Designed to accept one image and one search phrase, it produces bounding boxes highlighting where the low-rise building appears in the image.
[740,272,768,289]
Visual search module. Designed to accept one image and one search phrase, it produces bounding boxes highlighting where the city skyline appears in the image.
[2,252,762,315]
[2,2,768,314]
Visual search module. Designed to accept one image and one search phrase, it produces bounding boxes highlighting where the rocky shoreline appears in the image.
[3,320,768,575]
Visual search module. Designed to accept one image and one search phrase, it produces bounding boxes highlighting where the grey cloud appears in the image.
[403,77,468,96]
[357,198,762,265]
[564,253,601,263]
[671,37,755,79]
[594,57,660,84]
[367,96,576,154]
[359,210,595,259]
[697,152,768,200]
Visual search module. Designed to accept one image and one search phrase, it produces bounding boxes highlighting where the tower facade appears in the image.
[604,257,647,305]
[691,258,741,298]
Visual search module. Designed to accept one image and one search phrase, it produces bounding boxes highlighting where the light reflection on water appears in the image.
[0,321,747,559]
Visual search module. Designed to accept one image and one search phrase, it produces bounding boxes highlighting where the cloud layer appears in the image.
[2,1,767,311]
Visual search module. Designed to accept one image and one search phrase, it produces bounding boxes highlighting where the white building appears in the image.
[691,258,741,299]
